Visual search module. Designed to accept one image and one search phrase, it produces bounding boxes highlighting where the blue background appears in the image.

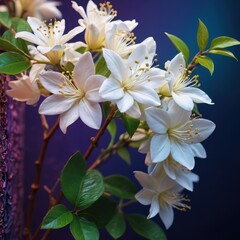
[24,0,240,239]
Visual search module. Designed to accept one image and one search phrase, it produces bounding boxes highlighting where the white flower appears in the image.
[6,74,40,105]
[39,52,105,133]
[148,159,199,191]
[99,44,161,118]
[165,53,213,111]
[14,0,62,19]
[135,170,190,229]
[145,102,215,170]
[15,17,84,64]
[105,20,138,58]
[72,0,117,51]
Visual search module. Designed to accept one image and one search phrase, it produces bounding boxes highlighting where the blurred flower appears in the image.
[15,17,84,64]
[39,52,105,133]
[14,0,62,19]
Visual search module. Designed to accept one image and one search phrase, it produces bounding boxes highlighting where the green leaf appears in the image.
[107,120,117,148]
[106,212,126,239]
[0,12,11,27]
[122,115,140,138]
[0,52,31,74]
[60,151,87,207]
[95,56,110,77]
[81,196,116,228]
[0,37,24,53]
[11,17,31,32]
[193,103,201,116]
[127,214,167,240]
[76,170,104,209]
[70,215,99,240]
[2,31,29,54]
[197,19,209,51]
[208,49,238,60]
[102,102,111,117]
[41,204,73,229]
[117,148,131,165]
[104,175,136,199]
[210,36,240,49]
[196,56,214,75]
[76,47,87,54]
[165,32,190,63]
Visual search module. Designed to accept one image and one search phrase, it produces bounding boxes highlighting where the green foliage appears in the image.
[104,175,136,199]
[81,196,116,228]
[76,170,104,209]
[127,214,167,240]
[208,49,238,60]
[0,12,11,27]
[0,52,31,74]
[106,212,126,239]
[107,120,117,148]
[165,32,190,63]
[117,147,131,165]
[122,114,140,138]
[197,19,209,51]
[95,55,111,77]
[60,151,87,207]
[196,56,214,75]
[41,204,73,229]
[210,36,240,50]
[70,215,99,240]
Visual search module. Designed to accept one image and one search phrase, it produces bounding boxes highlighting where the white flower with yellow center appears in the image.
[145,103,215,170]
[15,17,84,64]
[72,0,117,51]
[164,53,213,111]
[135,170,190,229]
[39,52,105,133]
[14,0,62,19]
[99,44,162,117]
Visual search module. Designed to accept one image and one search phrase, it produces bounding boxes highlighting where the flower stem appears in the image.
[23,116,59,240]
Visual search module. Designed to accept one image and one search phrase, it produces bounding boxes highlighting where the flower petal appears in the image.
[116,92,134,112]
[103,48,128,81]
[135,189,155,205]
[78,99,102,129]
[190,143,206,158]
[61,26,84,44]
[74,52,95,89]
[172,91,194,111]
[159,203,174,229]
[59,102,79,134]
[126,101,141,119]
[99,78,124,100]
[167,53,185,79]
[148,195,160,219]
[15,31,45,46]
[39,95,75,115]
[134,171,158,190]
[150,134,171,163]
[145,107,170,134]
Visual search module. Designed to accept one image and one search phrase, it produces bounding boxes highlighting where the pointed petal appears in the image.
[172,91,194,111]
[78,99,102,129]
[72,1,87,20]
[145,108,170,134]
[159,203,174,229]
[39,95,75,115]
[148,196,160,219]
[126,101,141,119]
[99,78,124,100]
[176,170,199,191]
[150,134,171,162]
[163,161,177,180]
[190,143,206,158]
[129,85,160,106]
[74,52,95,89]
[135,189,155,205]
[27,17,48,42]
[85,24,103,50]
[59,102,79,134]
[134,171,158,190]
[180,87,213,105]
[61,26,84,44]
[170,139,195,170]
[128,44,148,68]
[15,31,45,46]
[116,92,134,112]
[103,48,128,81]
[168,53,185,79]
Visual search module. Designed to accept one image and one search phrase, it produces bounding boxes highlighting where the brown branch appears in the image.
[84,105,117,160]
[23,116,60,240]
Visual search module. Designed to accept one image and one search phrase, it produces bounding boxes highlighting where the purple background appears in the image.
[24,0,240,239]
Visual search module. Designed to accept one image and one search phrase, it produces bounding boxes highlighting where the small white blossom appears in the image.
[39,52,105,133]
[145,102,215,170]
[99,42,162,118]
[16,17,84,64]
[164,53,213,111]
[135,170,190,229]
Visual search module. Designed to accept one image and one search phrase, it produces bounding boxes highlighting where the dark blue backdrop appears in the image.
[24,0,240,239]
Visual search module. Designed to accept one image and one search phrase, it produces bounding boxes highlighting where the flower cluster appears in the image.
[2,0,239,238]
[4,0,217,229]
